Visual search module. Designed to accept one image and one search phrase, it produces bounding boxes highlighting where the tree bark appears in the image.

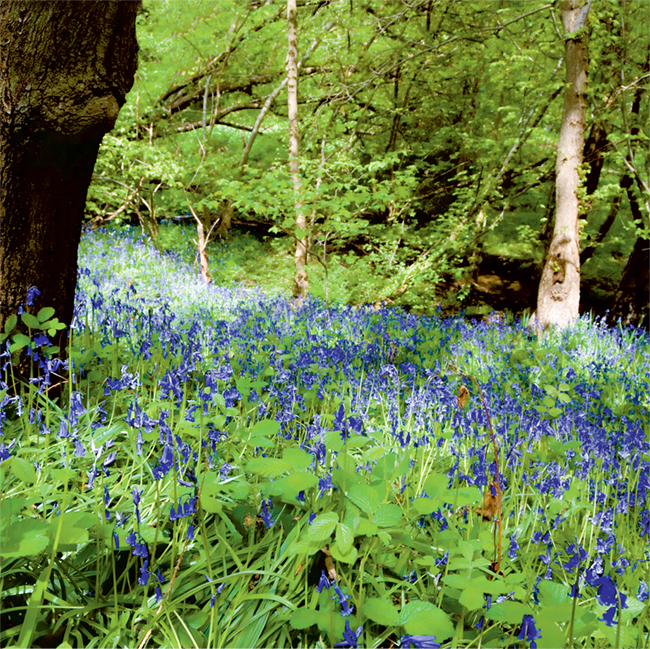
[0,0,140,337]
[535,0,591,330]
[609,183,650,329]
[287,0,308,299]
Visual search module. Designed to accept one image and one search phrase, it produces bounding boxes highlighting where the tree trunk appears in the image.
[535,0,591,330]
[0,1,140,338]
[609,182,650,329]
[287,0,308,300]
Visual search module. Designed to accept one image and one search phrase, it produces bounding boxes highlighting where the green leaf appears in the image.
[459,587,485,610]
[201,496,224,513]
[249,419,281,437]
[346,483,380,516]
[9,333,31,353]
[373,503,402,528]
[291,607,319,630]
[485,601,533,623]
[0,519,50,557]
[21,312,40,329]
[37,307,56,323]
[4,314,17,333]
[330,541,358,564]
[283,447,313,472]
[355,517,377,536]
[361,598,400,626]
[399,601,454,640]
[287,539,323,556]
[335,522,354,554]
[246,457,292,478]
[412,497,437,515]
[281,471,319,493]
[453,486,482,507]
[10,457,37,484]
[423,473,449,499]
[55,512,96,546]
[307,512,338,542]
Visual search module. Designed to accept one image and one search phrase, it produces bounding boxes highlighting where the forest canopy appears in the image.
[87,0,649,324]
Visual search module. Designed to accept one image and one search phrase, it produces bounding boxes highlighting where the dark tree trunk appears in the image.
[0,0,140,339]
[609,184,650,330]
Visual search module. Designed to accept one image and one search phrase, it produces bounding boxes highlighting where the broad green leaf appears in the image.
[459,586,485,610]
[0,519,50,557]
[281,471,319,492]
[399,601,454,640]
[291,607,319,630]
[453,487,482,507]
[308,512,338,542]
[324,430,344,453]
[412,497,437,515]
[347,483,380,516]
[373,503,402,528]
[485,601,533,623]
[246,457,292,478]
[244,436,274,448]
[330,541,358,564]
[423,473,449,498]
[444,574,471,590]
[10,457,37,484]
[355,518,377,536]
[201,496,224,513]
[37,307,56,323]
[4,313,17,333]
[283,447,313,472]
[249,419,281,437]
[287,539,323,556]
[21,312,40,329]
[361,597,400,626]
[335,522,354,554]
[10,333,30,353]
[54,512,96,546]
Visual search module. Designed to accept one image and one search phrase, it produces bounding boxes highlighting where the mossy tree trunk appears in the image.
[0,0,140,337]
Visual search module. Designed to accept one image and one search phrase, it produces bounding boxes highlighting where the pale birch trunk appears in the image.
[535,0,591,330]
[287,0,309,299]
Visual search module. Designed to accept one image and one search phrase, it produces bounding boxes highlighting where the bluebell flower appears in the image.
[138,559,150,586]
[638,580,648,602]
[334,620,362,648]
[187,524,195,540]
[32,333,50,347]
[517,614,542,649]
[400,635,441,649]
[69,391,85,427]
[26,286,41,306]
[508,533,519,560]
[403,570,418,583]
[316,570,330,593]
[73,438,86,458]
[155,586,163,603]
[259,498,274,529]
[103,451,117,468]
[332,584,354,616]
